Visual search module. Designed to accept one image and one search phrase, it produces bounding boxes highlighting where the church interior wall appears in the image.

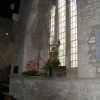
[9,0,100,100]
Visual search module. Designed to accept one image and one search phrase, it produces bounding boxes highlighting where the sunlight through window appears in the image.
[70,0,78,67]
[58,0,66,66]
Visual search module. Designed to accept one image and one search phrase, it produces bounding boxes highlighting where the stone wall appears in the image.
[23,0,50,71]
[9,1,100,100]
[11,0,50,74]
[11,0,34,74]
[9,75,100,100]
[0,27,12,70]
[77,0,100,78]
[11,0,100,76]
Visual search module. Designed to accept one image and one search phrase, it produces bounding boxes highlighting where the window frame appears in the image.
[49,0,78,68]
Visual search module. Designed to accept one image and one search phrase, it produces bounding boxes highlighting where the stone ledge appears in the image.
[10,74,100,82]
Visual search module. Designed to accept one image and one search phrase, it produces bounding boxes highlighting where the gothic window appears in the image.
[49,0,77,67]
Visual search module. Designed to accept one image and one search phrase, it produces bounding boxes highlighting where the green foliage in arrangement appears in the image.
[45,50,60,70]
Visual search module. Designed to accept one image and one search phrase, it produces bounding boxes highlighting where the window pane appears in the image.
[58,0,66,66]
[70,0,78,68]
[49,6,56,47]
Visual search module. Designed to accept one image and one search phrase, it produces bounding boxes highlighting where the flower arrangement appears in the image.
[21,59,48,77]
[26,60,35,70]
[21,40,60,77]
[45,40,60,70]
[45,50,60,70]
[21,69,38,77]
[21,60,39,76]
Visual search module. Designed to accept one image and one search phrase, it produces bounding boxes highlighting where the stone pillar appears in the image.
[22,0,50,72]
[11,0,39,74]
[11,0,50,74]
